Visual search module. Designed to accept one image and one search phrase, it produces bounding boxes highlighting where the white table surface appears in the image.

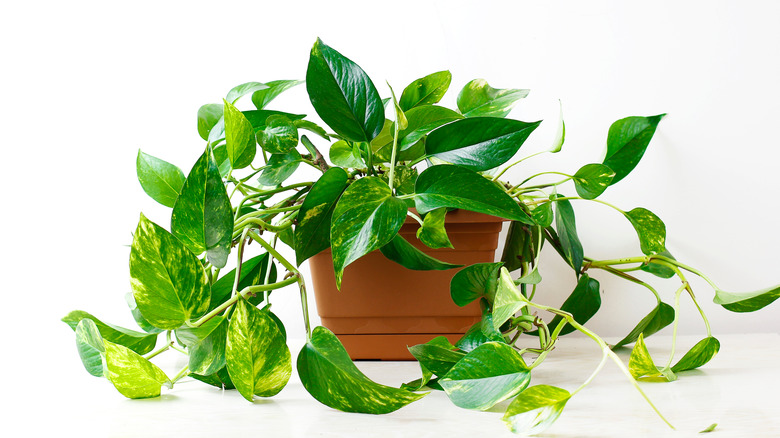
[22,333,780,438]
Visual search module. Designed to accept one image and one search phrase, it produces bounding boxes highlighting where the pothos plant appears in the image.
[63,38,779,435]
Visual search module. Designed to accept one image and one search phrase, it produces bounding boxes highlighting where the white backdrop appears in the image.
[3,0,779,371]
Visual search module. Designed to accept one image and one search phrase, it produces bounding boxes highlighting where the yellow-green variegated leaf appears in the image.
[74,319,106,377]
[714,285,780,312]
[177,316,228,376]
[104,340,171,399]
[130,213,210,330]
[503,385,571,435]
[417,208,453,249]
[223,100,257,169]
[226,299,291,401]
[298,326,426,414]
[628,333,674,381]
[492,268,528,331]
[62,310,158,355]
[624,207,666,255]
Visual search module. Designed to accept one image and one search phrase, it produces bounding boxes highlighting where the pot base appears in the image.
[336,333,464,361]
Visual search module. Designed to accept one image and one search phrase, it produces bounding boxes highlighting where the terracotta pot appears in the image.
[309,210,506,360]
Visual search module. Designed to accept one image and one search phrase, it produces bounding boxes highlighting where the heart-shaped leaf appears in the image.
[713,285,780,312]
[629,333,672,381]
[503,385,571,435]
[573,163,615,200]
[306,38,385,143]
[603,114,665,184]
[257,149,302,186]
[450,262,504,307]
[226,299,291,401]
[492,267,528,330]
[399,70,452,111]
[416,208,453,249]
[440,342,530,410]
[671,336,720,372]
[177,316,228,376]
[408,336,465,377]
[329,140,364,168]
[624,207,666,255]
[136,150,186,208]
[226,81,269,104]
[130,213,211,330]
[295,168,349,265]
[259,114,299,154]
[330,176,407,287]
[614,302,675,348]
[379,234,461,271]
[298,326,426,413]
[251,79,303,110]
[125,293,163,334]
[547,274,601,336]
[104,340,171,399]
[553,195,583,274]
[74,319,106,377]
[223,100,257,169]
[171,148,233,268]
[414,165,532,223]
[197,103,224,141]
[425,117,541,171]
[62,310,158,355]
[396,105,463,152]
[457,79,529,118]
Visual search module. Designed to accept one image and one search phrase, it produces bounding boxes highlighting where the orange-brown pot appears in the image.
[309,210,506,360]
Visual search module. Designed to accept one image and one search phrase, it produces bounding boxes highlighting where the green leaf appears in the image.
[573,163,615,200]
[641,249,677,279]
[397,105,463,152]
[503,385,571,435]
[603,114,665,184]
[370,119,395,161]
[713,285,780,312]
[629,333,669,380]
[456,320,494,353]
[104,340,171,399]
[330,176,407,287]
[259,114,299,154]
[223,100,257,169]
[243,110,306,131]
[701,423,718,433]
[387,82,407,130]
[440,342,530,410]
[62,310,158,355]
[130,213,211,330]
[379,234,461,271]
[399,71,452,111]
[553,195,583,274]
[74,319,106,377]
[450,262,503,307]
[226,299,292,401]
[614,302,675,348]
[500,222,541,273]
[530,203,553,228]
[298,326,426,414]
[549,100,566,153]
[171,148,233,268]
[425,117,541,171]
[457,79,529,118]
[417,208,453,249]
[251,79,303,109]
[306,38,385,143]
[414,165,533,223]
[197,103,224,141]
[226,81,269,104]
[257,150,301,186]
[209,253,276,311]
[624,207,666,255]
[672,336,720,373]
[547,275,601,336]
[492,267,528,330]
[384,166,418,196]
[136,150,186,208]
[408,337,465,377]
[125,293,163,334]
[294,119,331,141]
[329,140,364,168]
[295,167,349,265]
[191,366,235,390]
[177,316,228,376]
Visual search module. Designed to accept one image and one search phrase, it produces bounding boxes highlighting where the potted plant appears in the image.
[62,38,779,435]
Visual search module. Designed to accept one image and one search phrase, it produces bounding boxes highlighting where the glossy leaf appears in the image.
[294,119,330,141]
[124,293,163,334]
[417,208,453,249]
[295,167,349,265]
[629,334,668,380]
[259,114,299,154]
[244,110,306,131]
[456,319,495,353]
[672,337,720,372]
[546,274,601,336]
[177,316,228,376]
[414,165,532,223]
[553,195,583,274]
[298,326,426,414]
[425,117,541,171]
[171,148,233,268]
[440,342,530,410]
[603,114,665,184]
[399,70,452,111]
[257,149,302,186]
[197,103,224,141]
[329,140,364,168]
[549,100,566,153]
[370,119,395,160]
[226,299,292,401]
[130,213,210,330]
[251,79,303,109]
[209,253,276,311]
[503,385,571,435]
[62,310,158,355]
[450,262,503,307]
[397,105,463,152]
[223,100,257,169]
[501,221,541,273]
[457,79,529,118]
[136,150,186,208]
[191,366,235,390]
[625,207,666,255]
[306,38,385,143]
[384,165,417,196]
[530,203,553,228]
[713,285,780,312]
[641,249,676,279]
[408,337,465,377]
[492,268,528,330]
[226,82,269,104]
[74,319,105,377]
[614,302,675,348]
[104,341,171,399]
[573,163,614,200]
[330,176,407,287]
[379,234,460,271]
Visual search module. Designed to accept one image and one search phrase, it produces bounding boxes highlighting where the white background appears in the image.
[3,0,780,406]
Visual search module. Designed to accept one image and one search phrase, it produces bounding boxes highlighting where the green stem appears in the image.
[231,229,251,299]
[144,337,173,360]
[171,365,190,385]
[492,150,551,182]
[191,276,299,327]
[387,114,401,193]
[406,210,423,226]
[518,171,573,187]
[664,284,687,370]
